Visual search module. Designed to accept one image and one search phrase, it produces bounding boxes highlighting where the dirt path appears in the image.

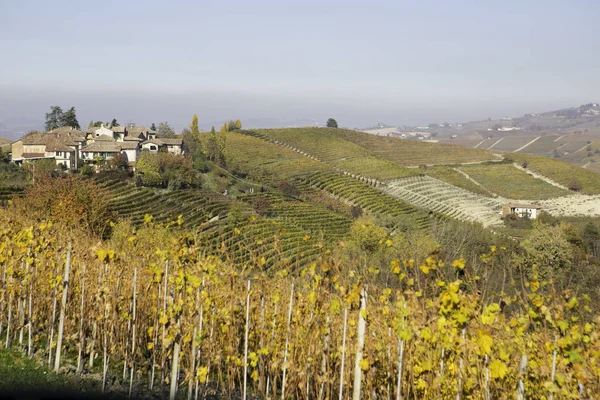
[511,163,569,190]
[514,136,540,152]
[554,135,565,142]
[487,137,505,150]
[453,168,496,196]
[473,139,486,149]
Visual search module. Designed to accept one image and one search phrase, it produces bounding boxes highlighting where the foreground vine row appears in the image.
[0,213,598,399]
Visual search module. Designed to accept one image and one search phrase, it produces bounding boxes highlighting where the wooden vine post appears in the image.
[54,242,72,373]
[516,354,527,400]
[339,307,348,400]
[352,287,367,400]
[243,280,251,400]
[280,282,295,400]
[129,267,137,398]
[77,264,87,374]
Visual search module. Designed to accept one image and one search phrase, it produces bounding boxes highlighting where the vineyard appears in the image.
[0,185,25,204]
[209,131,333,185]
[507,153,600,195]
[322,128,499,166]
[300,172,434,231]
[0,212,598,399]
[489,136,538,152]
[380,176,503,228]
[423,167,493,197]
[250,129,418,181]
[457,164,571,200]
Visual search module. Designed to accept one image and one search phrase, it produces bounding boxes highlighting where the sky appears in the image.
[1,0,599,132]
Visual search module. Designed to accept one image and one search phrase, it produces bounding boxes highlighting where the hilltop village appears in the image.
[10,124,183,170]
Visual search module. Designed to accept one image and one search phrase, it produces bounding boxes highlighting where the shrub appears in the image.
[136,152,193,188]
[79,164,94,177]
[521,161,528,169]
[503,213,532,229]
[109,153,129,171]
[277,181,300,197]
[252,196,270,216]
[351,205,363,219]
[568,179,583,192]
[14,175,114,237]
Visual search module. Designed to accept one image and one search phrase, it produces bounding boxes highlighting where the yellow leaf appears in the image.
[452,259,465,270]
[477,330,493,355]
[359,359,369,371]
[489,359,508,380]
[197,366,209,383]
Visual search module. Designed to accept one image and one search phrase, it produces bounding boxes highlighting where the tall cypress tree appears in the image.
[190,114,200,135]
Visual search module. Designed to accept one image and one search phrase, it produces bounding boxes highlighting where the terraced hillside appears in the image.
[380,176,504,227]
[250,128,417,180]
[207,131,333,184]
[424,166,493,197]
[237,192,353,240]
[324,128,499,165]
[458,163,571,199]
[0,185,25,204]
[99,179,247,229]
[198,215,325,271]
[300,172,435,231]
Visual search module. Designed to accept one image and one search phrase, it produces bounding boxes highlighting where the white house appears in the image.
[502,203,541,219]
[141,138,184,155]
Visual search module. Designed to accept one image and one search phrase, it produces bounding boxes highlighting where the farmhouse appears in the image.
[502,203,541,219]
[11,128,86,169]
[141,138,184,155]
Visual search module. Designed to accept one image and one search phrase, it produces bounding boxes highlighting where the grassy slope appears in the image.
[459,164,571,200]
[0,348,117,398]
[253,128,417,180]
[507,153,600,195]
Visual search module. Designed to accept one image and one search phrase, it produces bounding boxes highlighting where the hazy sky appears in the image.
[1,0,599,130]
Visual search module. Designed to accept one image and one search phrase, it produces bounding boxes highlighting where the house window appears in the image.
[150,145,157,151]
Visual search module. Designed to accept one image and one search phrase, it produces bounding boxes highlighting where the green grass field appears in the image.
[459,164,571,199]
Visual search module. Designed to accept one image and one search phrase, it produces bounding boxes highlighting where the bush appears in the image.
[503,213,532,229]
[277,181,300,197]
[14,175,114,237]
[351,205,363,219]
[136,152,193,188]
[79,164,94,177]
[252,196,270,216]
[536,211,557,226]
[568,179,583,192]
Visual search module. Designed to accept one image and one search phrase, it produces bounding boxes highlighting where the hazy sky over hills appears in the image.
[1,0,599,130]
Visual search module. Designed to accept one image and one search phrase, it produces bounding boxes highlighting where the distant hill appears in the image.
[0,137,12,151]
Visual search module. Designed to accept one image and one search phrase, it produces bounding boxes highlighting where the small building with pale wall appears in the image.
[502,203,541,219]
